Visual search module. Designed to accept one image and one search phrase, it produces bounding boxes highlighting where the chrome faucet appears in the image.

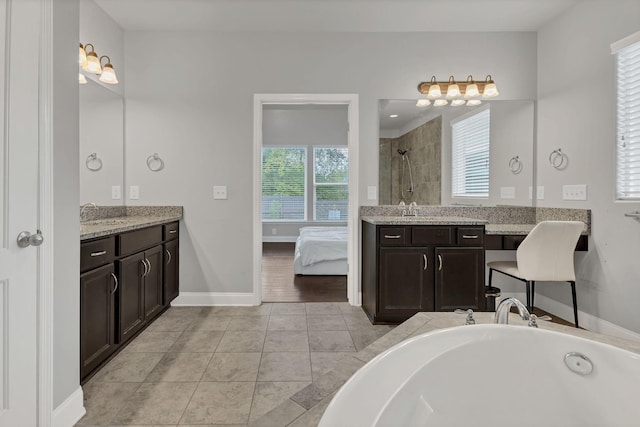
[494,297,530,325]
[402,201,418,217]
[80,202,98,221]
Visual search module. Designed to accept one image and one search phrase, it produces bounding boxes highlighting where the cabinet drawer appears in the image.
[411,227,452,245]
[118,226,163,257]
[456,227,485,246]
[81,236,115,272]
[163,222,179,241]
[503,235,526,250]
[379,227,406,246]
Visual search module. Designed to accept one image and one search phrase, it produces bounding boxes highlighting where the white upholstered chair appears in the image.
[487,221,584,328]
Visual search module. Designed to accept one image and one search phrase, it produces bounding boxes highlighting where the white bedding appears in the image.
[297,226,348,267]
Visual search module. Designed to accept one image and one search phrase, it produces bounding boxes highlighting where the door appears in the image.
[163,239,179,305]
[143,245,163,321]
[117,253,145,342]
[434,247,485,311]
[0,0,43,425]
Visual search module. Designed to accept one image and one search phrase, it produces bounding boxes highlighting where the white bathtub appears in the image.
[319,324,640,427]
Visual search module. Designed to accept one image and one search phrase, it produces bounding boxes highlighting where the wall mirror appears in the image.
[79,78,124,206]
[379,99,535,207]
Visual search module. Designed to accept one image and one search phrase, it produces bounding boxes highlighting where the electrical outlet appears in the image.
[367,186,377,200]
[129,185,139,200]
[213,185,227,200]
[111,185,121,200]
[500,186,515,199]
[562,184,587,201]
[271,228,277,235]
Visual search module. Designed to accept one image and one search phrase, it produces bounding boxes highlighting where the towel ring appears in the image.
[147,153,164,172]
[508,156,523,174]
[549,149,567,170]
[85,153,103,171]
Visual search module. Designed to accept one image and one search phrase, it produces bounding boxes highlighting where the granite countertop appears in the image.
[80,206,183,240]
[361,215,488,225]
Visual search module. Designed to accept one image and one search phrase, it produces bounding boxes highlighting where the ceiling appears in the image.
[94,0,588,32]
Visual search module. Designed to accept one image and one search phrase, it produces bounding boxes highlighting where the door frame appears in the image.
[252,94,360,306]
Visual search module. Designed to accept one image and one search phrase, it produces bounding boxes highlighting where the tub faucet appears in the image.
[80,202,98,221]
[494,298,530,325]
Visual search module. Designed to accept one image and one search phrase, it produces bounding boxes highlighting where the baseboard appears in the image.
[535,294,640,341]
[172,292,259,306]
[53,386,85,427]
[262,236,298,243]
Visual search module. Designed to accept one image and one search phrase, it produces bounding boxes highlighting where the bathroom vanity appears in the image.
[79,206,182,382]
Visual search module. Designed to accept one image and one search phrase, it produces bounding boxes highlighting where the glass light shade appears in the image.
[416,99,431,107]
[446,83,461,98]
[434,99,448,107]
[464,83,480,98]
[427,84,442,99]
[451,99,466,106]
[78,73,87,84]
[83,52,102,74]
[99,64,118,84]
[483,83,499,98]
[79,44,87,67]
[466,99,482,106]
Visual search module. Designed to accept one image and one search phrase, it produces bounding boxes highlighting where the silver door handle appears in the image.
[141,259,149,277]
[169,230,177,234]
[462,235,479,239]
[111,272,118,294]
[438,254,443,271]
[423,253,427,270]
[166,249,172,265]
[384,235,401,239]
[17,229,44,248]
[90,250,107,257]
[145,258,151,275]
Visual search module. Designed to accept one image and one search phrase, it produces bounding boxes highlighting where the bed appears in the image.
[293,226,348,275]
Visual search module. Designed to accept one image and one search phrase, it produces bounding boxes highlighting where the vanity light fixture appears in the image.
[79,43,88,68]
[418,74,499,105]
[81,43,102,74]
[98,56,119,84]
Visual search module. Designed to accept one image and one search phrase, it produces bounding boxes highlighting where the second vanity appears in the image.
[80,206,182,382]
[360,206,590,324]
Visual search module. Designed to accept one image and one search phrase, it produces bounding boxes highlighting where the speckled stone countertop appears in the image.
[251,311,639,426]
[80,206,182,241]
[361,216,488,225]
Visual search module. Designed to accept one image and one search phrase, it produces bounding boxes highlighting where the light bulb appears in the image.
[416,99,430,107]
[446,84,461,98]
[79,44,87,67]
[467,99,482,106]
[427,84,442,99]
[434,99,448,107]
[451,99,466,106]
[464,83,479,98]
[483,83,499,98]
[99,64,118,84]
[83,52,102,74]
[78,73,87,84]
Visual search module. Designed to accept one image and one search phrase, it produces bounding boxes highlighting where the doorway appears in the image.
[252,94,360,305]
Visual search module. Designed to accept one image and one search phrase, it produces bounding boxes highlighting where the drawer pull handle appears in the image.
[166,249,172,265]
[90,250,107,257]
[462,235,479,239]
[384,235,401,239]
[423,253,427,270]
[111,272,118,294]
[438,254,443,271]
[169,230,177,234]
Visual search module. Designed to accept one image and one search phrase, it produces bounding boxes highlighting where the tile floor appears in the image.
[76,302,395,426]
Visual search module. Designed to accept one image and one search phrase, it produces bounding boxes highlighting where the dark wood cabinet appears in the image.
[163,239,179,305]
[80,263,116,380]
[362,221,485,324]
[81,220,180,383]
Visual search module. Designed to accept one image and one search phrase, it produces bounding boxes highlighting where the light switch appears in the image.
[500,186,515,199]
[111,185,121,200]
[129,185,139,200]
[367,186,377,200]
[562,184,587,201]
[537,186,544,200]
[213,185,228,200]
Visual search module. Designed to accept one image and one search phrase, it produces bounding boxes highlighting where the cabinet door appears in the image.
[378,247,434,321]
[434,247,484,311]
[144,245,164,321]
[163,239,179,305]
[117,252,145,342]
[80,263,116,380]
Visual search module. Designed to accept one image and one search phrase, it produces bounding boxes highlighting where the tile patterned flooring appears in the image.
[76,302,395,426]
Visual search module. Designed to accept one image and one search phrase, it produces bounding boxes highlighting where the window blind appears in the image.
[313,147,349,221]
[615,38,640,200]
[261,147,306,220]
[451,108,490,198]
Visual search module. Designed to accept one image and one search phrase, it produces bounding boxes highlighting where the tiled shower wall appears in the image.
[379,116,442,205]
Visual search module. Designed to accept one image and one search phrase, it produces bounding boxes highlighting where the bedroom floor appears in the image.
[262,242,347,302]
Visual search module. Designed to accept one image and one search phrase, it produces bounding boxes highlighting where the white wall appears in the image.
[536,1,640,333]
[123,31,537,294]
[262,105,348,240]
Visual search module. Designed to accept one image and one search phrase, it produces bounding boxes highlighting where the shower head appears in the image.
[397,149,408,156]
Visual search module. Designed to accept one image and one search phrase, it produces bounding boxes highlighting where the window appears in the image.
[314,147,349,221]
[614,32,640,200]
[261,147,306,220]
[451,108,490,198]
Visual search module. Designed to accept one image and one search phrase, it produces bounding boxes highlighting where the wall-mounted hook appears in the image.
[86,153,103,171]
[549,148,568,170]
[508,156,523,174]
